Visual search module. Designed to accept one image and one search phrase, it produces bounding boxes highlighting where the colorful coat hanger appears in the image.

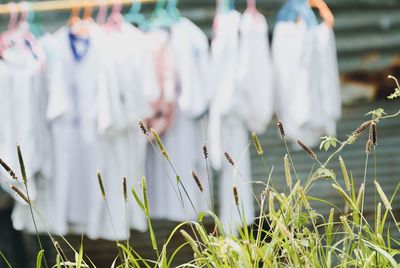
[166,0,180,23]
[124,0,149,29]
[150,0,172,28]
[309,0,334,28]
[276,0,318,27]
[107,0,124,30]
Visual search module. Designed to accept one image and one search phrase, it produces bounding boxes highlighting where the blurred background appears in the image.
[0,0,399,267]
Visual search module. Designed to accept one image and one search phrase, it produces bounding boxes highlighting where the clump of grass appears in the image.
[1,77,400,268]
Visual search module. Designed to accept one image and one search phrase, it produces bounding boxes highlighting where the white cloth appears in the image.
[87,23,158,240]
[209,10,275,231]
[145,18,211,221]
[0,27,52,233]
[238,10,274,133]
[273,21,341,146]
[38,24,106,236]
[310,23,341,136]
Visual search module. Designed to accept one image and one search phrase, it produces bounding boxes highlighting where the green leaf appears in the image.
[324,142,330,151]
[76,241,83,268]
[131,185,145,211]
[36,250,45,268]
[331,140,337,147]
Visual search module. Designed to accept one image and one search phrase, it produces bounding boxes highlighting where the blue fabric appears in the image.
[276,0,318,27]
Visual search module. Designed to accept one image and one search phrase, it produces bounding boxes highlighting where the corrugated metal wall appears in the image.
[0,0,400,267]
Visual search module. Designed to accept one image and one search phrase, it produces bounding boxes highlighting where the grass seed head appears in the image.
[138,121,148,135]
[339,156,351,191]
[252,132,263,156]
[122,177,127,202]
[340,216,354,239]
[224,152,235,166]
[97,171,106,199]
[0,158,17,180]
[150,128,170,161]
[202,144,208,159]
[277,121,285,139]
[10,184,30,204]
[17,144,27,184]
[371,121,377,146]
[297,140,316,159]
[374,180,391,210]
[191,171,204,192]
[233,186,239,206]
[356,183,365,210]
[284,154,292,187]
[353,120,372,136]
[365,139,372,154]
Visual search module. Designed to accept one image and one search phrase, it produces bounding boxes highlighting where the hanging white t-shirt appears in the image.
[44,23,107,235]
[208,10,256,231]
[273,21,341,146]
[0,27,53,233]
[145,18,211,222]
[86,23,159,240]
[272,20,315,145]
[309,23,341,137]
[237,10,274,134]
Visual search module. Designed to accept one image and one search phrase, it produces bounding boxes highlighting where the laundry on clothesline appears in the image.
[0,0,341,241]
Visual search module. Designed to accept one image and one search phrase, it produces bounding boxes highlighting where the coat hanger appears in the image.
[217,0,231,14]
[107,0,124,29]
[309,0,334,28]
[150,0,172,28]
[246,0,259,18]
[213,0,231,34]
[0,2,19,57]
[17,2,46,63]
[276,0,318,27]
[96,0,108,24]
[125,0,145,26]
[83,0,94,21]
[18,2,29,27]
[68,1,81,26]
[68,1,91,38]
[7,2,19,31]
[26,2,44,37]
[166,0,180,23]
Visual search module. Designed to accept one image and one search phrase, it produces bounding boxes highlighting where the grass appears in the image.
[1,76,400,267]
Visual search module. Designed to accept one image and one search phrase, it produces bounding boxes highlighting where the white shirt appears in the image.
[273,21,341,146]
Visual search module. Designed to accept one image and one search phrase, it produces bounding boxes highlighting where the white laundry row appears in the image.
[0,7,340,240]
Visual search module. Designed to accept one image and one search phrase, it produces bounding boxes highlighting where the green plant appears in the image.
[1,76,400,267]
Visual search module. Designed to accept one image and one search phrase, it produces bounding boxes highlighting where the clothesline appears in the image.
[0,0,156,15]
